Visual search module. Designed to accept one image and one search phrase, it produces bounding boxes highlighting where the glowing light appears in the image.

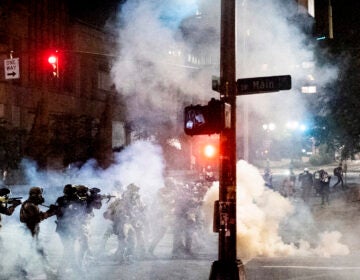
[300,124,307,131]
[48,55,57,64]
[263,123,276,131]
[204,144,216,158]
[301,86,317,94]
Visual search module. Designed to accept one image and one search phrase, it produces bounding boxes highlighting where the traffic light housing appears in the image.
[184,98,231,136]
[47,51,59,78]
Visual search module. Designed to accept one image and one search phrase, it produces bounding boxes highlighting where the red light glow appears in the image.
[48,55,57,64]
[204,144,216,158]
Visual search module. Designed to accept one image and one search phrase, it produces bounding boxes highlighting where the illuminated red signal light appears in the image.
[204,144,216,158]
[46,50,59,78]
[48,55,57,64]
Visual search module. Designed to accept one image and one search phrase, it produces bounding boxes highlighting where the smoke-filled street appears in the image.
[1,0,360,279]
[1,157,360,279]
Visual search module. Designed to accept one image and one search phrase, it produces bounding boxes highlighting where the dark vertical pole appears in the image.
[219,0,237,261]
[209,0,246,279]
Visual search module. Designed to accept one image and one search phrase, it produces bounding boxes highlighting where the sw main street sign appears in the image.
[4,58,20,80]
[237,75,291,94]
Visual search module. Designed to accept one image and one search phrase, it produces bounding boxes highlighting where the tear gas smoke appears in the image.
[111,0,337,132]
[0,140,165,279]
[203,160,349,262]
[0,0,347,278]
[109,0,346,265]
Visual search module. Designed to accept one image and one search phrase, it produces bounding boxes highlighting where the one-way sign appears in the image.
[4,58,20,80]
[237,75,291,94]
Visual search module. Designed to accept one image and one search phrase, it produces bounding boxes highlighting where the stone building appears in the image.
[0,0,126,169]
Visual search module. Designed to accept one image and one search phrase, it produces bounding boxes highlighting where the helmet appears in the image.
[127,183,139,192]
[75,185,89,200]
[29,187,44,204]
[63,184,75,196]
[304,168,309,172]
[29,187,43,196]
[0,187,10,197]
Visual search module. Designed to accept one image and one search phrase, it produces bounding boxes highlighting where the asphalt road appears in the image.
[2,171,360,280]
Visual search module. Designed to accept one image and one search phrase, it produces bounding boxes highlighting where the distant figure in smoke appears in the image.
[298,168,313,203]
[319,170,331,207]
[289,167,297,187]
[122,183,147,258]
[279,177,295,198]
[263,168,273,189]
[172,182,200,258]
[103,196,136,262]
[332,163,345,191]
[147,179,176,257]
[103,183,146,262]
[20,187,57,238]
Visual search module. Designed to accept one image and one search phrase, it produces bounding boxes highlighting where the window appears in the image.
[98,70,112,91]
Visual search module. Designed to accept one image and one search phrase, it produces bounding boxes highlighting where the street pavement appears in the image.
[2,163,360,280]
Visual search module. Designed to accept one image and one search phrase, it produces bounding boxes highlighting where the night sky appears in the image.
[66,0,124,26]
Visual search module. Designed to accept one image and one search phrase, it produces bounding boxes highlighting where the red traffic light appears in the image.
[48,55,57,64]
[203,144,216,158]
[46,51,59,78]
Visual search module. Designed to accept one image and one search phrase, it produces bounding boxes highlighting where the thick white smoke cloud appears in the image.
[109,0,346,264]
[111,0,337,128]
[203,160,349,262]
[236,0,337,124]
[0,140,165,278]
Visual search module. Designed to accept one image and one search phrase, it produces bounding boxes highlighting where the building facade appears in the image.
[0,0,126,169]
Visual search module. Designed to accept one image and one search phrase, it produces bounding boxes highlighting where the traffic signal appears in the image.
[47,51,59,78]
[184,98,231,136]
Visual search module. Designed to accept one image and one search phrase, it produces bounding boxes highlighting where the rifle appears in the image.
[89,188,115,203]
[100,194,116,203]
[7,197,23,204]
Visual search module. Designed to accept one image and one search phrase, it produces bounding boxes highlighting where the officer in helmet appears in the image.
[55,184,84,270]
[20,187,57,237]
[0,187,21,228]
[122,183,146,258]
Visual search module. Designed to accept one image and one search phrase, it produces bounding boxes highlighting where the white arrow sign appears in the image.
[4,58,20,80]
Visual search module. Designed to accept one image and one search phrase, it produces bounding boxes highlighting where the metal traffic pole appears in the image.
[209,0,246,279]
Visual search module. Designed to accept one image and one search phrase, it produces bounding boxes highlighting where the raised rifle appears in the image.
[7,197,23,204]
[100,194,116,203]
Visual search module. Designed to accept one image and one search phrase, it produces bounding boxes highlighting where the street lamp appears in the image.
[262,122,276,131]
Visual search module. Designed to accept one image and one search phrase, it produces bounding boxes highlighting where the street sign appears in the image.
[237,75,291,94]
[4,58,20,80]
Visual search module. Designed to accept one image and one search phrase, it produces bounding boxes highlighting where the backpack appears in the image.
[333,167,340,176]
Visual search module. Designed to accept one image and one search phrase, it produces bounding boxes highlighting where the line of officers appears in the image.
[0,179,211,266]
[0,184,115,268]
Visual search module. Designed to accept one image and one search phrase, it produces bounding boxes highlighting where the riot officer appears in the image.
[0,187,21,228]
[122,183,147,258]
[20,187,57,237]
[19,187,57,277]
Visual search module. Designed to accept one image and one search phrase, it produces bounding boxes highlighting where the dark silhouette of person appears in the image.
[332,164,345,191]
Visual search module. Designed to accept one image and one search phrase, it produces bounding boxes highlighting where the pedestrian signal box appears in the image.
[184,98,230,136]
